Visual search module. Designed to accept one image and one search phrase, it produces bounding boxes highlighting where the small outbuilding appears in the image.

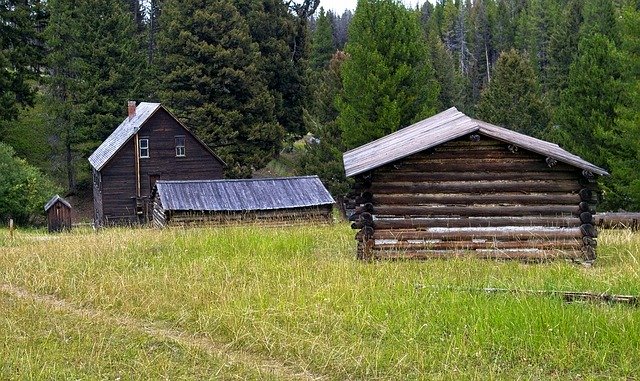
[44,195,72,233]
[152,176,335,227]
[343,107,609,261]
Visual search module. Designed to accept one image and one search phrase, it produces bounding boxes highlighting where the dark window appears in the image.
[175,136,185,157]
[139,138,149,158]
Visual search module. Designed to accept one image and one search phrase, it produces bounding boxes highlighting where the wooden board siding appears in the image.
[46,201,72,232]
[153,201,333,228]
[348,136,599,261]
[98,108,224,225]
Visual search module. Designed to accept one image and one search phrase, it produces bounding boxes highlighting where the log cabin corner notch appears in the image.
[88,101,225,227]
[343,107,609,261]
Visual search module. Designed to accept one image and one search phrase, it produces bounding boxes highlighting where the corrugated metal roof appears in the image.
[44,195,71,211]
[343,107,609,177]
[156,176,335,211]
[88,102,161,170]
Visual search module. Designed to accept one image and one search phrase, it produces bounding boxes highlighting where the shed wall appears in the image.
[47,201,72,232]
[348,136,599,260]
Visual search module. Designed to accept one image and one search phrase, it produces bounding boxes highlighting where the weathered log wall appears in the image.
[347,135,599,261]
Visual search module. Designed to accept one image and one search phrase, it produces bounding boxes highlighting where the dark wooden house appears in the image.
[343,107,609,261]
[152,176,335,227]
[44,195,72,232]
[88,101,225,226]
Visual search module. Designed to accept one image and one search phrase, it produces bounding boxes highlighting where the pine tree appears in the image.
[0,0,47,122]
[46,0,147,191]
[156,0,283,178]
[337,0,439,149]
[476,49,548,137]
[611,6,640,209]
[553,34,620,186]
[546,0,583,105]
[310,8,335,70]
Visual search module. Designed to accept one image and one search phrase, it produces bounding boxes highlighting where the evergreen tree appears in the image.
[0,0,47,121]
[310,8,335,70]
[46,0,147,191]
[546,0,583,105]
[236,0,306,139]
[299,51,350,197]
[553,33,621,209]
[611,6,640,209]
[337,0,439,149]
[426,20,468,111]
[476,49,548,136]
[156,0,283,178]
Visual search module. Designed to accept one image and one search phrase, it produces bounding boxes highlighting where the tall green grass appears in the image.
[1,225,639,379]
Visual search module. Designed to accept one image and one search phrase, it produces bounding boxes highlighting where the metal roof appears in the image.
[155,176,335,211]
[343,107,609,177]
[44,195,71,211]
[88,102,161,171]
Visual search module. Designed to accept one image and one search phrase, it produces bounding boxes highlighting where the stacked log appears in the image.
[348,135,600,261]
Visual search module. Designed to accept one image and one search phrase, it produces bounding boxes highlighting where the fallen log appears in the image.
[415,285,639,306]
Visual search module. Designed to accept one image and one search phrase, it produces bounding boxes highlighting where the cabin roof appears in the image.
[44,195,71,211]
[342,107,609,177]
[88,102,224,171]
[155,176,335,212]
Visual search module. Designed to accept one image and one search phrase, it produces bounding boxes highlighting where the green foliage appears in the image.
[476,49,549,136]
[45,0,148,191]
[238,0,309,137]
[310,8,335,70]
[0,1,46,121]
[610,6,640,210]
[0,142,59,224]
[156,0,284,178]
[337,0,439,149]
[299,51,351,197]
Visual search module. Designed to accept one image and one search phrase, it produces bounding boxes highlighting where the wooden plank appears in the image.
[369,180,580,194]
[371,217,581,229]
[371,249,584,260]
[372,240,583,251]
[372,193,581,206]
[372,204,578,217]
[372,228,583,241]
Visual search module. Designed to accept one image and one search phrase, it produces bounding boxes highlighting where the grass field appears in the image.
[1,223,639,380]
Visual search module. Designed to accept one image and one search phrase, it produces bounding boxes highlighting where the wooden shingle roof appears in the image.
[155,176,335,212]
[343,107,609,177]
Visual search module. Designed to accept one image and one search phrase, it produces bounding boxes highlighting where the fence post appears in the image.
[9,218,14,240]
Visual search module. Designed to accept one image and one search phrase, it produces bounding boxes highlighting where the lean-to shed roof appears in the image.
[155,176,335,212]
[44,195,71,211]
[343,107,609,177]
[88,102,224,171]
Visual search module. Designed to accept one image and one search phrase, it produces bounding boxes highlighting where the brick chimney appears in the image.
[128,101,136,119]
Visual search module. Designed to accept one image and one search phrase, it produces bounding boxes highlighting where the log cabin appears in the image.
[343,107,609,261]
[88,101,225,226]
[152,176,335,227]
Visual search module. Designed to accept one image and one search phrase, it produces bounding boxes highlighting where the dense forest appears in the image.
[1,0,639,223]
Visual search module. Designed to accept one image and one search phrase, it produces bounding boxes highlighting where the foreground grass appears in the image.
[1,225,639,379]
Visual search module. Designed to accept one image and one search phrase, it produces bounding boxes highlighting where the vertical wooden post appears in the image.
[9,218,14,240]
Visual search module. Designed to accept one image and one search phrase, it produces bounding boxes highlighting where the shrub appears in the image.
[0,142,59,225]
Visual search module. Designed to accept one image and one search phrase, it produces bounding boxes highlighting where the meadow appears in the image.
[1,223,639,380]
